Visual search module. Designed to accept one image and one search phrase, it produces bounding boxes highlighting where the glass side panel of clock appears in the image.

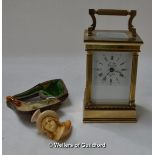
[92,51,132,104]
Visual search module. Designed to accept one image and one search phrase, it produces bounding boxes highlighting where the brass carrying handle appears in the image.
[88,9,137,37]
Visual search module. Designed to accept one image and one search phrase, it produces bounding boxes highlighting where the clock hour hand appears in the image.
[102,71,110,81]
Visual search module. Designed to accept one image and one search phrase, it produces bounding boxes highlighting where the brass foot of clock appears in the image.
[83,109,137,123]
[83,9,143,123]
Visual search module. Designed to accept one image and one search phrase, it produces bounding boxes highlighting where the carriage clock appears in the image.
[83,9,143,122]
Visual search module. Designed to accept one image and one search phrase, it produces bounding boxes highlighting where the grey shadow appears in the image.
[136,105,152,126]
[56,110,65,117]
[60,98,72,108]
[51,98,72,117]
[16,111,36,128]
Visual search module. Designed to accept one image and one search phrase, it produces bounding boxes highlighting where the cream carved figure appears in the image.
[31,109,72,141]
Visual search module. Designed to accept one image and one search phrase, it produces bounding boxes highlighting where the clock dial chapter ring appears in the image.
[95,53,129,85]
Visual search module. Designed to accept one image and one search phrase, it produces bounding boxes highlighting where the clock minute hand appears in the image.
[115,70,121,74]
[115,70,124,77]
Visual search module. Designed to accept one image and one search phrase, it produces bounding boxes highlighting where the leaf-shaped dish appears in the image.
[6,79,68,114]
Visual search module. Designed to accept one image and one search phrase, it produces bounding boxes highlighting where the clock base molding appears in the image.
[83,109,137,122]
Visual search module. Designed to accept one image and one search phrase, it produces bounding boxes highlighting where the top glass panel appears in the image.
[84,30,143,43]
[95,31,128,39]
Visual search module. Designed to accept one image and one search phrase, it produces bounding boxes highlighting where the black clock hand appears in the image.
[103,71,110,81]
[115,70,121,74]
[115,70,124,77]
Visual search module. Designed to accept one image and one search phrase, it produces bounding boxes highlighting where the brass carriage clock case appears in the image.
[83,9,143,122]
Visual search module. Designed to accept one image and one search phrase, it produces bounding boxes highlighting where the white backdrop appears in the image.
[3,0,152,155]
[3,0,151,58]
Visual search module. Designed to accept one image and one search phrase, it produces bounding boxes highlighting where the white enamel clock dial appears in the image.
[92,51,132,104]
